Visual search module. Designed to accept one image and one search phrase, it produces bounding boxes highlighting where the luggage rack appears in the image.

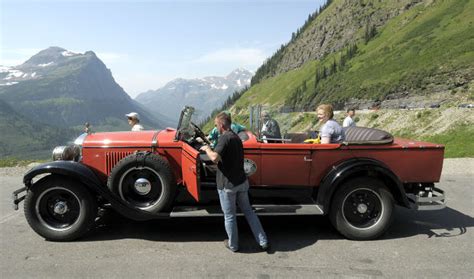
[407,187,446,210]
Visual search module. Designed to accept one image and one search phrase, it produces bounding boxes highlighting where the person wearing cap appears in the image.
[260,111,281,143]
[126,112,144,131]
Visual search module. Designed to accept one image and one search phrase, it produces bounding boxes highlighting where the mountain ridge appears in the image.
[0,46,163,129]
[136,68,253,124]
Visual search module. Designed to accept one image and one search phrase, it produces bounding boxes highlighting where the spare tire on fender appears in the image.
[107,152,176,213]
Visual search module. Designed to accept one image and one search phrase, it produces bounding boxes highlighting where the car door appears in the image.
[259,143,312,186]
[181,143,200,201]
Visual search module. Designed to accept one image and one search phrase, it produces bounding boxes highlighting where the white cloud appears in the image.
[193,47,268,67]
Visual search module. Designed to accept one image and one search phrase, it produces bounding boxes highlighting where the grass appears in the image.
[0,157,47,168]
[420,124,474,158]
[207,0,474,158]
[231,0,474,110]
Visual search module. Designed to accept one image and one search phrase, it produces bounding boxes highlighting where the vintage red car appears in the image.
[13,106,446,241]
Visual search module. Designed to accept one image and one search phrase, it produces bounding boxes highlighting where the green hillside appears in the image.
[0,100,78,160]
[202,0,474,157]
[234,0,473,111]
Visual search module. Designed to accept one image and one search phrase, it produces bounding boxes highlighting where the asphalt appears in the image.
[1,159,473,278]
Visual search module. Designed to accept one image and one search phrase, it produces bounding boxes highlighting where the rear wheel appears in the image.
[24,176,98,241]
[329,177,394,240]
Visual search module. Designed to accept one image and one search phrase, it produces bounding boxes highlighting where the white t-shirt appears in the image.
[343,116,355,127]
[131,124,144,131]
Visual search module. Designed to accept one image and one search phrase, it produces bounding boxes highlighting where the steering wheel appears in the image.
[191,122,211,145]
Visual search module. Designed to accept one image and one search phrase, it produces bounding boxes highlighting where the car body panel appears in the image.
[80,128,444,192]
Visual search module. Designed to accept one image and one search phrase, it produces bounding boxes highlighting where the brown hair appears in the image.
[215,111,232,129]
[316,104,334,119]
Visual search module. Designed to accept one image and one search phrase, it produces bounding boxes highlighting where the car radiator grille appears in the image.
[106,151,133,175]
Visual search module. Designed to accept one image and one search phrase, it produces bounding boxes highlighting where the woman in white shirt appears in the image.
[316,104,345,144]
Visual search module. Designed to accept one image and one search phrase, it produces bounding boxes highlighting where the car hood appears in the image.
[82,131,160,148]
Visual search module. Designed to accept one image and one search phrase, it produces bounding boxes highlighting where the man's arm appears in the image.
[200,145,221,163]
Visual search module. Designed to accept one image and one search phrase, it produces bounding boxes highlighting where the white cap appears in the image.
[126,112,139,120]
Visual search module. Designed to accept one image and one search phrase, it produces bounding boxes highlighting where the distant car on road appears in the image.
[458,103,473,108]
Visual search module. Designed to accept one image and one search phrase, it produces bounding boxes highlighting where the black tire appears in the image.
[24,175,98,241]
[329,177,394,240]
[107,153,176,213]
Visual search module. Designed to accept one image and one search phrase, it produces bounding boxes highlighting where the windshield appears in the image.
[175,106,196,141]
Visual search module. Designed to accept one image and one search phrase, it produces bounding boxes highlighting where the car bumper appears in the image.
[12,187,27,210]
[407,187,446,210]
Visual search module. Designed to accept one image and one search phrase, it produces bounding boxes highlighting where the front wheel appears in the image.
[24,176,98,241]
[329,177,394,240]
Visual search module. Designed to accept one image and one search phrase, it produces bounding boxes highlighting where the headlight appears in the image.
[52,145,81,161]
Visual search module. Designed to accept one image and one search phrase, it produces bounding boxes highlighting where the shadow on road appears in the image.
[82,211,338,253]
[79,205,474,253]
[384,206,474,240]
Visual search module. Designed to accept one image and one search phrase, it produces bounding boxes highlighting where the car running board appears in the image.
[170,204,324,217]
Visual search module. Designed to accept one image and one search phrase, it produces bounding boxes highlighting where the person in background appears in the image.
[260,111,281,142]
[208,111,245,148]
[126,112,144,131]
[316,104,345,144]
[343,108,356,127]
[200,111,269,253]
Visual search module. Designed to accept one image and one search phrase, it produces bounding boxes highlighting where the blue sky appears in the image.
[1,0,326,97]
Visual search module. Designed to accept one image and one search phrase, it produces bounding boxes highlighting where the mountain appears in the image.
[0,99,77,159]
[0,47,165,130]
[199,0,474,159]
[223,0,473,115]
[135,68,253,124]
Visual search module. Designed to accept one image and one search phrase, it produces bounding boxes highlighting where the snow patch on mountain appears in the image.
[135,68,254,123]
[61,50,78,57]
[39,62,54,67]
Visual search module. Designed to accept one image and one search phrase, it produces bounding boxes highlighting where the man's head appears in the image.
[262,111,270,121]
[347,108,355,118]
[316,104,334,123]
[126,112,140,125]
[214,111,232,134]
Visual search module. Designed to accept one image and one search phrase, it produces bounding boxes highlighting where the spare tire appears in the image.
[107,152,176,213]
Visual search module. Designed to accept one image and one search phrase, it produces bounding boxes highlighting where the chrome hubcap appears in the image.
[53,201,69,215]
[134,178,151,195]
[357,203,368,214]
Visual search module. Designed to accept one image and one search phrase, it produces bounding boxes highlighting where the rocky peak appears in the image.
[225,68,253,87]
[20,46,81,68]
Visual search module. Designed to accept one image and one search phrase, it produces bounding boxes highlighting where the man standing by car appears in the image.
[343,108,356,128]
[200,112,269,252]
[125,112,144,131]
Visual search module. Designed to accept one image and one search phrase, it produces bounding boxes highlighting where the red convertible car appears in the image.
[13,106,445,241]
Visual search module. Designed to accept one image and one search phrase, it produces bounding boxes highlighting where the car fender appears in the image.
[316,158,410,213]
[23,161,166,221]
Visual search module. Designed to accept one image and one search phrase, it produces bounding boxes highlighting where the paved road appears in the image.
[1,159,473,278]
